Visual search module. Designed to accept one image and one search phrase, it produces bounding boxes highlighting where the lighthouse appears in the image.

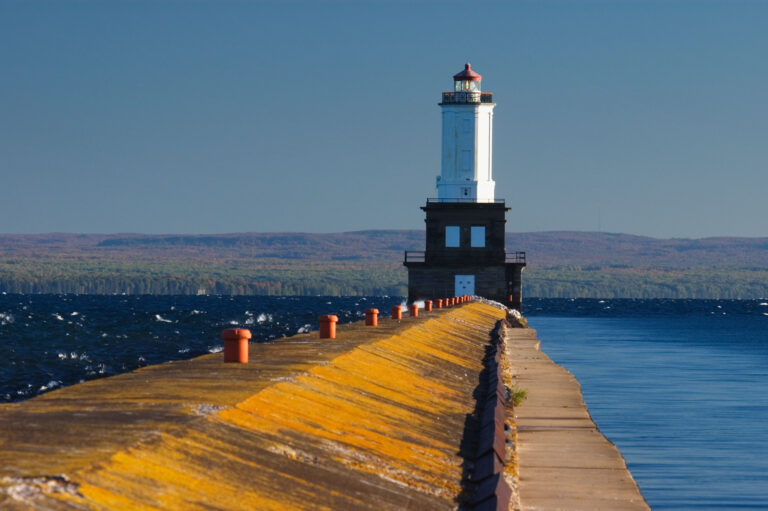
[437,63,496,203]
[404,64,526,310]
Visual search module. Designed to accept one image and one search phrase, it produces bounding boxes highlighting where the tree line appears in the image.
[2,258,767,298]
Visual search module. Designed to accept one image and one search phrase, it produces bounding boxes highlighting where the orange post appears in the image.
[365,308,379,326]
[425,300,433,312]
[436,299,443,308]
[221,328,252,363]
[391,305,403,320]
[318,314,339,339]
[409,303,419,317]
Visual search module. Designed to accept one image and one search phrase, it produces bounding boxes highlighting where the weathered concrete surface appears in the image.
[0,303,506,510]
[504,327,650,511]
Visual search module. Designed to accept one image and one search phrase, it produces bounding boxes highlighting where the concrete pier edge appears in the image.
[501,316,650,511]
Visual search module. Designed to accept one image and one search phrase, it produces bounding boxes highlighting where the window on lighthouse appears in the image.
[445,226,460,247]
[471,226,486,247]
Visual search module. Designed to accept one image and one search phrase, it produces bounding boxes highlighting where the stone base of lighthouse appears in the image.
[403,201,526,311]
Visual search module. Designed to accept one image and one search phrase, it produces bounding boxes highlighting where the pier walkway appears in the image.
[504,327,650,510]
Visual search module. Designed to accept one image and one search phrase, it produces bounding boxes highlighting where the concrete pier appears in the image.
[0,304,507,510]
[1,303,649,510]
[503,326,650,511]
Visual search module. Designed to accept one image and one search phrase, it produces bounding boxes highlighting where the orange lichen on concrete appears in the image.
[0,303,506,510]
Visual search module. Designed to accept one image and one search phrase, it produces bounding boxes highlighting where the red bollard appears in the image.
[365,308,379,326]
[409,303,419,317]
[391,305,403,320]
[222,328,252,363]
[436,299,443,309]
[425,300,433,312]
[319,314,338,339]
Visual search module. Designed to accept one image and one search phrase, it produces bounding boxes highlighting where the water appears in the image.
[0,294,400,402]
[1,295,767,509]
[525,298,768,511]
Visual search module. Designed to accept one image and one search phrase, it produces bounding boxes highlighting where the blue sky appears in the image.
[1,0,766,238]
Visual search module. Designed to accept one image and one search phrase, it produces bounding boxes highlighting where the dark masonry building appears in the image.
[404,64,526,310]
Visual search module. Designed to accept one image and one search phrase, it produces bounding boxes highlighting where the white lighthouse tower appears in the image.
[436,63,496,202]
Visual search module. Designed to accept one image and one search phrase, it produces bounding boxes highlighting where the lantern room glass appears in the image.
[454,80,481,92]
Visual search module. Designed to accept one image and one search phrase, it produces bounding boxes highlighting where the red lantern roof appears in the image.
[453,63,482,81]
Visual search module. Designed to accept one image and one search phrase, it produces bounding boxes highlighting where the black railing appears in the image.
[404,250,425,263]
[441,92,493,104]
[506,251,526,263]
[426,198,506,204]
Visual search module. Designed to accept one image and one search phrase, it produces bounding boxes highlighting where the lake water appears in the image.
[1,295,767,509]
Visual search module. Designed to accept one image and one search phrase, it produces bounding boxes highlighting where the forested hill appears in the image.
[1,231,768,298]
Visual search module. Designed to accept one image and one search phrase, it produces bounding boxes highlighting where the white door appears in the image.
[455,275,475,296]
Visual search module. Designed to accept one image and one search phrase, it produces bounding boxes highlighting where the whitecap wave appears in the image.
[39,380,61,392]
[52,313,64,321]
[257,313,273,324]
[155,314,173,323]
[297,324,312,334]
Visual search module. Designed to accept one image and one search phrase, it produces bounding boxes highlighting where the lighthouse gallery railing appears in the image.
[404,250,526,264]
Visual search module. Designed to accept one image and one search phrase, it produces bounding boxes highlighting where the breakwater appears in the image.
[0,301,647,510]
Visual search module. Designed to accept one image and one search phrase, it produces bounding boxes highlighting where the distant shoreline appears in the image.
[1,231,767,298]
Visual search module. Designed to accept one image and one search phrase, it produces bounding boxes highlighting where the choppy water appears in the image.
[1,295,767,509]
[0,294,400,402]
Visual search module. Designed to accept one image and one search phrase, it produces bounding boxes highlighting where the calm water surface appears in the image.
[526,298,768,510]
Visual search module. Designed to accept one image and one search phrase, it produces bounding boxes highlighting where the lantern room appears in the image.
[453,63,482,92]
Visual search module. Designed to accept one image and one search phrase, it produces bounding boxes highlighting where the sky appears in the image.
[1,0,766,238]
